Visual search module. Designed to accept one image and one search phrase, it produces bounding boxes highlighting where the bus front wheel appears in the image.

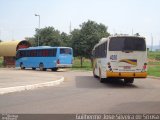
[124,78,134,84]
[39,63,46,71]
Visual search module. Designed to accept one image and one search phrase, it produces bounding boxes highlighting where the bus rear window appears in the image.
[109,37,146,51]
[60,48,71,54]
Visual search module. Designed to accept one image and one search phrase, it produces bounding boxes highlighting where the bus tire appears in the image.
[32,68,36,70]
[99,69,105,83]
[39,63,45,71]
[20,63,25,70]
[51,68,58,71]
[124,78,134,84]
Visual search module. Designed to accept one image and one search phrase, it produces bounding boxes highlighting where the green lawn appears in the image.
[0,57,3,67]
[148,51,160,60]
[148,61,160,65]
[148,66,160,77]
[72,57,92,71]
[147,51,160,77]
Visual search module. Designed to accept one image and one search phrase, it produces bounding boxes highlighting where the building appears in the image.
[0,40,31,67]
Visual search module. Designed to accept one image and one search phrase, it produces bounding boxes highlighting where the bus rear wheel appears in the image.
[39,63,46,71]
[20,63,25,70]
[32,68,36,70]
[51,68,58,71]
[124,78,134,84]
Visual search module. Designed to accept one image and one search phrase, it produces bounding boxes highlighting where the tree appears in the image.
[80,20,110,58]
[35,26,61,46]
[71,29,86,66]
[71,20,110,67]
[60,32,71,47]
[25,37,36,46]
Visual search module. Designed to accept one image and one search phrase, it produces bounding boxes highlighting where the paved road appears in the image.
[0,69,160,113]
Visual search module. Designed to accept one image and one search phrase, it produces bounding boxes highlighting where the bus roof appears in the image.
[18,46,72,51]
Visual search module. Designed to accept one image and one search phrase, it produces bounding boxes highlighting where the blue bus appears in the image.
[16,46,73,71]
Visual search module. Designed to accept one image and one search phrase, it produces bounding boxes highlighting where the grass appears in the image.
[0,57,3,67]
[148,66,160,77]
[148,51,160,60]
[72,57,92,71]
[147,51,160,77]
[148,61,160,65]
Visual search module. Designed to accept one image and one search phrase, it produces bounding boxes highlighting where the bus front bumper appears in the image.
[106,71,147,78]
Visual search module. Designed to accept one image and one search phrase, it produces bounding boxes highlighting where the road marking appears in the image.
[0,76,64,95]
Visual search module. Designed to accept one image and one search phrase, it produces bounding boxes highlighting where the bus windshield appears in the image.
[109,37,146,51]
[60,48,72,55]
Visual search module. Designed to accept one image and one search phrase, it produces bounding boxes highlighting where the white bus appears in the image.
[92,35,147,83]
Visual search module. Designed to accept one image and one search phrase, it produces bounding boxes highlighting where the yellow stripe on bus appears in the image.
[119,59,137,65]
[107,71,147,78]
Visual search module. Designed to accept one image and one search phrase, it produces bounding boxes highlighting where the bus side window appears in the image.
[25,50,29,57]
[16,51,20,59]
[20,51,25,57]
[45,50,49,56]
[30,50,36,57]
[41,50,45,57]
[48,49,51,57]
[105,42,107,56]
[37,50,42,57]
[52,49,57,57]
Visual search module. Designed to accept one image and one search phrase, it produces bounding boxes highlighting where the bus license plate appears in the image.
[124,66,131,69]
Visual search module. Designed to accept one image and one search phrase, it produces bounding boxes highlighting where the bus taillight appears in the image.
[143,63,147,70]
[57,59,60,64]
[107,62,112,71]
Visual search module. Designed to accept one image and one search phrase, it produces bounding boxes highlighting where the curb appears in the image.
[0,76,64,95]
[148,76,160,80]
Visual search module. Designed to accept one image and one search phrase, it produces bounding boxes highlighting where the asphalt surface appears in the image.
[0,68,63,88]
[0,69,160,114]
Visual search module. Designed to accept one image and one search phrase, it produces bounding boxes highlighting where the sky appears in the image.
[0,0,160,46]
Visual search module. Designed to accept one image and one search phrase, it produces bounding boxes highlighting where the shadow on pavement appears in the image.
[75,76,138,89]
[15,68,67,72]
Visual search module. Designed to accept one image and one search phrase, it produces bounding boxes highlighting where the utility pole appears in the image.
[132,28,133,35]
[35,14,40,46]
[69,21,72,34]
